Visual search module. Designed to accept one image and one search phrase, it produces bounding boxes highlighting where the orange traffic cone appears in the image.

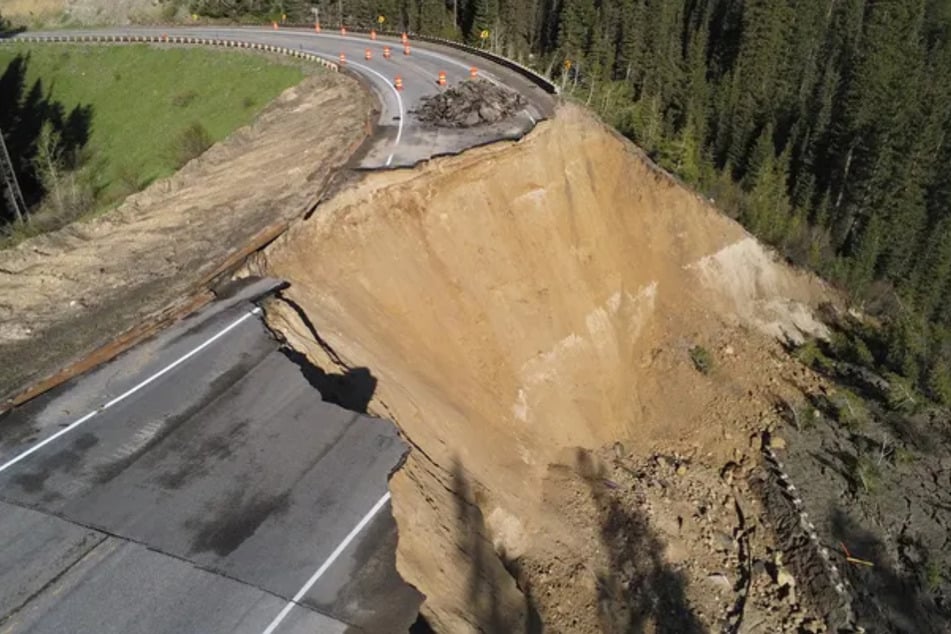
[394,75,403,91]
[383,46,392,59]
[272,21,279,30]
[469,66,478,79]
[339,52,347,64]
[370,29,377,40]
[341,26,348,35]
[365,48,373,60]
[437,70,447,86]
[314,22,321,33]
[403,43,411,55]
[401,32,408,43]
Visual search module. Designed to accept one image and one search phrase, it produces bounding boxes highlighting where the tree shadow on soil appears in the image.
[409,453,706,633]
[1,53,93,223]
[0,14,24,38]
[450,457,544,633]
[575,449,706,634]
[829,507,949,634]
[283,348,377,414]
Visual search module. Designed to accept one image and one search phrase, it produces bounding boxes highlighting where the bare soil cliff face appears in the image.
[252,104,832,632]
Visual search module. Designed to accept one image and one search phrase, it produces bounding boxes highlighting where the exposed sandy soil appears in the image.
[0,69,372,401]
[250,103,840,632]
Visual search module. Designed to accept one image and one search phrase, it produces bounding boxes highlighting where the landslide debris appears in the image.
[253,103,835,633]
[768,323,951,633]
[411,79,526,127]
[526,445,831,634]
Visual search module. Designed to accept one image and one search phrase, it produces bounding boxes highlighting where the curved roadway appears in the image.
[12,26,556,168]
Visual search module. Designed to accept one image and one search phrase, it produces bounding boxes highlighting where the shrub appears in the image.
[830,389,866,430]
[171,89,198,108]
[170,122,213,168]
[852,455,881,495]
[926,561,942,593]
[689,345,713,374]
[115,164,145,197]
[161,0,182,21]
[795,339,833,372]
[796,405,822,430]
[894,446,916,465]
[2,168,95,246]
[925,360,951,406]
[831,331,876,367]
[883,372,919,412]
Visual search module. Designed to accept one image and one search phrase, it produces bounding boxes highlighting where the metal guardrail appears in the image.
[0,32,341,72]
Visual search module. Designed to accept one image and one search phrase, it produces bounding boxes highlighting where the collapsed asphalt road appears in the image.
[0,279,421,633]
[9,26,556,169]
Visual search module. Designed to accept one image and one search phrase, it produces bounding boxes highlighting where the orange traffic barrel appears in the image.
[341,26,347,35]
[403,43,411,55]
[383,46,392,59]
[339,52,347,64]
[394,75,403,91]
[365,48,373,60]
[370,29,377,40]
[470,66,478,78]
[437,70,447,86]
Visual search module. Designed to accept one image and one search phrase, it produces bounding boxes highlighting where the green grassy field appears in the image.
[0,44,305,208]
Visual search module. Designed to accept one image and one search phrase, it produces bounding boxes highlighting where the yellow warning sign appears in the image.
[480,29,490,40]
[378,15,386,24]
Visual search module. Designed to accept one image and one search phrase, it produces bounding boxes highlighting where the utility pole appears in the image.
[0,127,27,224]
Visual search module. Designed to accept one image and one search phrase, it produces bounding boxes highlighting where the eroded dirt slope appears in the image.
[0,70,371,400]
[252,103,835,632]
[0,0,160,25]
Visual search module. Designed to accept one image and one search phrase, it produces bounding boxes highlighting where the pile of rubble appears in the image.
[411,79,526,127]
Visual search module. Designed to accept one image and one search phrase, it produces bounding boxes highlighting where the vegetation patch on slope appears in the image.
[0,44,304,244]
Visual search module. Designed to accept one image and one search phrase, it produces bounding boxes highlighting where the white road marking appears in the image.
[290,45,404,167]
[0,307,262,476]
[261,491,392,634]
[345,59,404,166]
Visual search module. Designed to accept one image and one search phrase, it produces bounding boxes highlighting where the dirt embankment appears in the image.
[0,71,372,401]
[252,103,838,632]
[0,0,161,25]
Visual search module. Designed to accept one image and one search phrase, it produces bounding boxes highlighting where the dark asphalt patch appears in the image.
[187,488,292,557]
